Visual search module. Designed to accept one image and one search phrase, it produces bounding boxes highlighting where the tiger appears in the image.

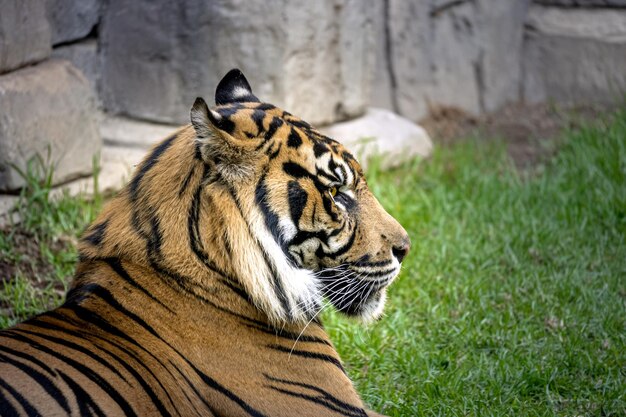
[0,69,410,417]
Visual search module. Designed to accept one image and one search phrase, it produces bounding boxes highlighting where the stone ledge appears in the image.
[534,1,626,7]
[101,115,179,148]
[527,5,626,41]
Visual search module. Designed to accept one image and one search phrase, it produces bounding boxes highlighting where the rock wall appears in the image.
[0,0,51,75]
[0,0,102,192]
[523,4,626,106]
[0,60,100,191]
[372,0,530,119]
[100,0,375,125]
[1,0,626,192]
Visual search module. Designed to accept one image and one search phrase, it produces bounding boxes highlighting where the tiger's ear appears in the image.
[190,97,233,138]
[190,97,258,180]
[215,68,260,105]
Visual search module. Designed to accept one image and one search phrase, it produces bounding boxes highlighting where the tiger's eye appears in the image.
[329,187,338,198]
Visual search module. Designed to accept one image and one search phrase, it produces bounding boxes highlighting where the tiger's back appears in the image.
[0,69,408,417]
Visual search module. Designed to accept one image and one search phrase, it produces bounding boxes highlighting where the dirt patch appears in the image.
[420,102,604,168]
[0,227,69,290]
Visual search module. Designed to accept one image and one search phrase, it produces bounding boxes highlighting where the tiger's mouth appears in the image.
[317,259,400,319]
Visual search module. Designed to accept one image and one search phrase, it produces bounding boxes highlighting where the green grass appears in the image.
[1,111,625,415]
[0,156,102,328]
[325,111,626,416]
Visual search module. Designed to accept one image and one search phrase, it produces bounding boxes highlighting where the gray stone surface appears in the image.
[0,0,51,74]
[46,0,101,45]
[523,6,626,105]
[534,1,626,7]
[0,59,101,191]
[52,39,100,99]
[100,115,179,148]
[100,0,375,125]
[49,144,146,199]
[322,108,433,169]
[372,0,529,122]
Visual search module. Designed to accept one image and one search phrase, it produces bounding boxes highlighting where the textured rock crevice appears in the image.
[0,60,101,192]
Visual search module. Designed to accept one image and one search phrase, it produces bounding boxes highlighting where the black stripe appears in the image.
[178,165,197,197]
[103,257,175,314]
[167,359,219,417]
[0,344,56,376]
[3,331,138,417]
[267,142,282,160]
[313,142,330,157]
[287,180,308,228]
[219,279,253,304]
[187,165,239,282]
[317,225,357,260]
[82,219,109,247]
[255,172,285,248]
[251,109,265,135]
[255,103,276,111]
[264,117,283,141]
[0,386,20,417]
[352,257,392,268]
[244,324,331,346]
[0,377,41,416]
[283,162,312,179]
[57,370,107,417]
[129,134,177,202]
[266,344,345,373]
[287,127,303,148]
[26,318,177,417]
[7,327,128,383]
[0,351,70,414]
[287,118,313,131]
[266,385,365,417]
[215,104,244,118]
[317,167,341,184]
[265,374,366,415]
[282,162,339,222]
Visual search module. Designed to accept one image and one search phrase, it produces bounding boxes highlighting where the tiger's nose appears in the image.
[392,236,411,263]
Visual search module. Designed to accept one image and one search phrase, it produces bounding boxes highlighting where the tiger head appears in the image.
[80,69,410,328]
[189,69,410,324]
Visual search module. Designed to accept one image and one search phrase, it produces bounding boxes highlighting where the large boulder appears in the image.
[100,0,375,125]
[523,5,626,106]
[0,0,51,74]
[322,108,433,169]
[372,0,529,121]
[0,60,101,191]
[45,0,101,45]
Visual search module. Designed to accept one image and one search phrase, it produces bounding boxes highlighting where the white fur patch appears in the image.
[234,190,321,325]
[232,86,251,99]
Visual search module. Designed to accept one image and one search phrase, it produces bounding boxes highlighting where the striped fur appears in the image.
[0,69,409,416]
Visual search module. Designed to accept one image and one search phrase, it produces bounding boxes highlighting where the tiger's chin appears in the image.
[318,263,399,323]
[337,289,388,323]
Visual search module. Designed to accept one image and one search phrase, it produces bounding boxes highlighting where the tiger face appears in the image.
[191,69,410,324]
